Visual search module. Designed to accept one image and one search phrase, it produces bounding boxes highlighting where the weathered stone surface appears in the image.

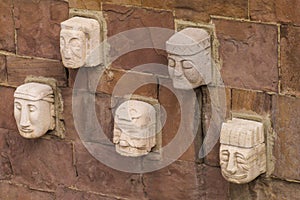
[0,0,15,52]
[214,19,278,92]
[55,187,118,200]
[158,78,200,162]
[0,55,7,83]
[250,0,300,26]
[232,89,272,115]
[74,142,146,199]
[103,4,173,72]
[280,25,300,96]
[7,56,67,87]
[0,128,13,180]
[14,0,69,59]
[0,182,54,200]
[230,179,300,200]
[272,95,300,181]
[90,68,158,99]
[0,86,17,131]
[142,0,248,22]
[69,0,101,10]
[144,161,200,199]
[202,86,231,166]
[104,0,141,6]
[197,165,230,200]
[7,131,76,190]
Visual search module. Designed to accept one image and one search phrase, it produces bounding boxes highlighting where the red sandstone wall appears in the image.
[0,0,299,199]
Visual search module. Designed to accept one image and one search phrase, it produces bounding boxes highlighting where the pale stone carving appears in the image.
[166,28,212,90]
[14,83,55,139]
[220,118,266,184]
[113,100,156,157]
[60,16,100,68]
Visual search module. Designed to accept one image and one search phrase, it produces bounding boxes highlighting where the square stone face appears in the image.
[60,30,87,69]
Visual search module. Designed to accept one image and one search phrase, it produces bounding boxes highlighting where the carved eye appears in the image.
[28,105,37,112]
[236,153,246,164]
[182,60,194,69]
[168,58,175,67]
[220,150,229,161]
[15,102,21,111]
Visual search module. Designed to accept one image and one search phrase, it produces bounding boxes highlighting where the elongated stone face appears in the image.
[60,16,100,68]
[166,28,212,90]
[14,83,55,139]
[113,100,156,157]
[220,118,266,184]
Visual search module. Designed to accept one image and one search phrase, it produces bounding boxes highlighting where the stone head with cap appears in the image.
[219,118,266,184]
[113,100,156,157]
[166,28,212,89]
[14,82,55,139]
[60,16,100,68]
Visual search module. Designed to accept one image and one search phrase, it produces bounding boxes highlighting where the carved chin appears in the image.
[115,145,149,157]
[221,170,248,183]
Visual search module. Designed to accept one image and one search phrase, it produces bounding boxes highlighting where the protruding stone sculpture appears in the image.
[113,100,156,157]
[166,28,212,90]
[60,16,100,68]
[14,83,55,139]
[220,118,266,184]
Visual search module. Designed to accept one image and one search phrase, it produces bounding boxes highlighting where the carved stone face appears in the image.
[168,53,207,89]
[113,100,156,157]
[60,29,86,69]
[14,83,55,139]
[220,144,265,184]
[166,28,212,90]
[219,118,266,184]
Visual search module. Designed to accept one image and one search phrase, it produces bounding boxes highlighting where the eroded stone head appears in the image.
[113,100,156,157]
[166,28,212,90]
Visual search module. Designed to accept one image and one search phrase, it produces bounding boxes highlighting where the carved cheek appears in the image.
[70,38,84,58]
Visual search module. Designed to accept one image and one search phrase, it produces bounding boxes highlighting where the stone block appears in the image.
[7,56,67,87]
[90,68,158,99]
[69,0,101,10]
[232,89,272,115]
[250,0,300,26]
[14,0,69,59]
[104,0,141,6]
[0,86,17,131]
[202,86,231,166]
[272,95,300,181]
[103,4,173,72]
[214,19,278,92]
[0,0,15,52]
[280,25,300,96]
[0,55,7,84]
[0,182,54,200]
[55,187,118,200]
[74,142,146,199]
[7,131,76,190]
[0,128,13,180]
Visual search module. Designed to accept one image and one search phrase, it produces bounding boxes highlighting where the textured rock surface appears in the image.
[0,0,15,52]
[7,56,67,87]
[0,129,13,180]
[215,19,278,92]
[0,55,7,83]
[68,0,101,10]
[14,0,68,59]
[250,0,300,26]
[272,95,300,181]
[55,187,118,200]
[280,25,300,96]
[0,86,17,131]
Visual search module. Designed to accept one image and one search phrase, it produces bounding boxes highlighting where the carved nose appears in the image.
[226,156,237,174]
[20,109,30,127]
[174,62,183,77]
[63,48,72,59]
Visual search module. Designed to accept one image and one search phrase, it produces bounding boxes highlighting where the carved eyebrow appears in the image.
[235,153,246,159]
[221,150,229,154]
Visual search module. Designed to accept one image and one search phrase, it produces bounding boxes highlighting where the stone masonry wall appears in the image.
[0,0,299,199]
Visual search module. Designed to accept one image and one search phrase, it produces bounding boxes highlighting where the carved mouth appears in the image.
[20,128,34,134]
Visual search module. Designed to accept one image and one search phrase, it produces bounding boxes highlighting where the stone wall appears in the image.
[0,0,299,199]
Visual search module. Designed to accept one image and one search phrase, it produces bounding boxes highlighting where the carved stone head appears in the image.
[220,118,266,184]
[113,100,156,157]
[60,16,100,68]
[14,83,55,139]
[166,28,212,90]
